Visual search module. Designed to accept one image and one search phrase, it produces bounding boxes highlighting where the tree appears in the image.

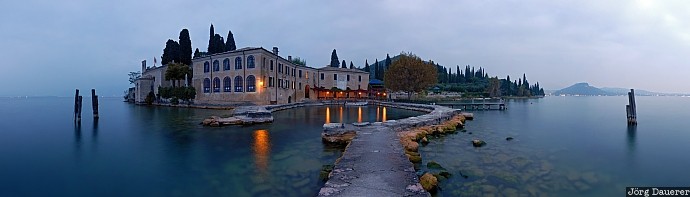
[161,39,180,65]
[363,60,370,72]
[145,91,155,105]
[193,48,201,58]
[349,61,354,69]
[384,54,391,70]
[384,52,437,99]
[208,24,215,54]
[487,77,501,97]
[330,49,339,67]
[341,60,346,68]
[178,29,192,65]
[165,62,191,87]
[128,71,141,84]
[225,30,236,51]
[290,57,306,66]
[215,34,225,53]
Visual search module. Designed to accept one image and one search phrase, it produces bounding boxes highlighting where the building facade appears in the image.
[134,61,171,103]
[191,47,369,105]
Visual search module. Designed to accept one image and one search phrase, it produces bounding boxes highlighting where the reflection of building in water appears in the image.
[325,107,331,124]
[253,130,270,172]
[357,107,362,123]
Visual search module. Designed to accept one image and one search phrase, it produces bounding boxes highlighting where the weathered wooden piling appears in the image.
[91,89,99,119]
[627,89,637,125]
[74,89,80,122]
[77,96,83,122]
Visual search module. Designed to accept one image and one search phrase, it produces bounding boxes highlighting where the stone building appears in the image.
[133,60,172,103]
[191,47,369,105]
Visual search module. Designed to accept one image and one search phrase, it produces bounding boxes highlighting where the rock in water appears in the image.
[506,137,514,141]
[426,161,444,169]
[420,173,438,192]
[472,140,486,147]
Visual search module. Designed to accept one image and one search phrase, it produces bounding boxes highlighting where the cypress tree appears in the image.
[162,39,180,65]
[330,49,339,67]
[341,60,346,68]
[218,36,225,52]
[178,29,192,65]
[364,60,370,72]
[384,54,391,70]
[225,30,236,51]
[193,48,200,58]
[349,61,354,69]
[208,24,215,54]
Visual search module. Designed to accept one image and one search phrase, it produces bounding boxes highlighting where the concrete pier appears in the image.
[319,102,460,196]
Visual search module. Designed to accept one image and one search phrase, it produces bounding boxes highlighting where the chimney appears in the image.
[141,60,146,73]
[288,56,292,62]
[272,47,279,55]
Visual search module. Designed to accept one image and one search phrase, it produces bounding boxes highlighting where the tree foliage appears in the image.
[178,29,192,65]
[158,86,196,104]
[165,62,191,87]
[161,39,180,65]
[384,52,437,99]
[341,60,346,68]
[290,57,306,66]
[145,91,155,105]
[225,30,236,51]
[128,71,141,84]
[330,49,339,67]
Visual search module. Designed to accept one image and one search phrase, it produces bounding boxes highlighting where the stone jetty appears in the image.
[319,102,463,196]
[201,102,324,127]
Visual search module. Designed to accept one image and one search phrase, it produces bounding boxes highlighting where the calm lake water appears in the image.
[419,96,690,197]
[0,97,423,197]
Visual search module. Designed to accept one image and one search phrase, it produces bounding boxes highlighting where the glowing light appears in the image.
[339,106,343,123]
[383,93,387,96]
[253,130,270,173]
[326,92,330,94]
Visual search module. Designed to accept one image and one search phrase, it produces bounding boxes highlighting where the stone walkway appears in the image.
[319,102,461,197]
[318,125,428,197]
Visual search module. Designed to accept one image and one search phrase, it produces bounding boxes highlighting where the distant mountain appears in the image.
[601,87,689,96]
[553,83,612,96]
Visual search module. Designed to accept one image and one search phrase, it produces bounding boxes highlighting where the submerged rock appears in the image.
[472,139,486,147]
[420,173,438,192]
[426,161,444,169]
[506,137,514,141]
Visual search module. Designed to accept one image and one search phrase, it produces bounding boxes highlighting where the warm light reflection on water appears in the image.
[325,107,330,124]
[253,129,270,173]
[357,107,362,123]
[376,107,380,121]
[339,106,343,123]
[382,107,387,122]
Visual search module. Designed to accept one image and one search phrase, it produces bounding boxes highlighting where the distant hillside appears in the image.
[554,83,611,96]
[601,87,688,96]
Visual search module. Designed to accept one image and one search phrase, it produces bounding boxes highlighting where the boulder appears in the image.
[506,137,514,141]
[472,139,486,147]
[420,173,438,192]
[407,154,422,163]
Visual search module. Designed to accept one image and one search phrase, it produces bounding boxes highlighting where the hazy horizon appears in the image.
[2,0,689,97]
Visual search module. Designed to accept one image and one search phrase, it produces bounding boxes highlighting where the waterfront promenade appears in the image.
[319,102,461,196]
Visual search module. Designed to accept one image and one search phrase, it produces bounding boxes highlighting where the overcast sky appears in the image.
[1,0,689,96]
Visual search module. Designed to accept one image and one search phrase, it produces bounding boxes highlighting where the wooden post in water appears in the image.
[77,96,83,123]
[74,89,79,121]
[627,89,637,125]
[91,89,99,119]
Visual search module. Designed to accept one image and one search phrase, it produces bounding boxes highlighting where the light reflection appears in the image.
[357,107,362,123]
[382,107,387,122]
[339,106,343,123]
[376,107,380,122]
[253,129,271,173]
[325,107,330,124]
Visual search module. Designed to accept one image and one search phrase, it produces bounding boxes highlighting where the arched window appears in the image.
[203,78,210,93]
[223,58,230,70]
[247,55,255,69]
[246,75,256,92]
[223,77,231,92]
[234,76,244,92]
[204,61,210,73]
[213,60,220,72]
[235,57,242,70]
[213,77,220,92]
